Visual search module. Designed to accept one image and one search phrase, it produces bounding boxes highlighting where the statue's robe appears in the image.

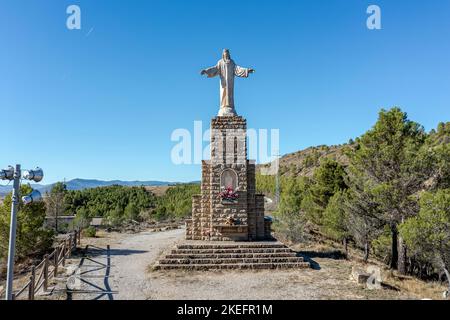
[203,58,250,114]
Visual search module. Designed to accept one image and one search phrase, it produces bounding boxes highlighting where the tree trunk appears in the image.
[398,235,407,275]
[364,241,370,263]
[55,205,58,233]
[390,224,398,270]
[443,267,450,297]
[343,238,348,259]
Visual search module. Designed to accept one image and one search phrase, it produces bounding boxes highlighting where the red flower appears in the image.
[219,186,238,201]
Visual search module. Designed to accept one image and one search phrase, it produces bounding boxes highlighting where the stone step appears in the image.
[154,242,310,271]
[171,248,292,254]
[165,252,298,259]
[154,262,310,270]
[176,243,286,250]
[158,257,304,265]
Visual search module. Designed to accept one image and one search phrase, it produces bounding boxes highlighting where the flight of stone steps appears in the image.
[153,242,310,270]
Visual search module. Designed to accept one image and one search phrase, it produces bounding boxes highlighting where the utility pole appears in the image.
[55,180,61,233]
[1,164,43,300]
[275,152,280,209]
[5,164,20,300]
[275,169,280,208]
[275,154,280,210]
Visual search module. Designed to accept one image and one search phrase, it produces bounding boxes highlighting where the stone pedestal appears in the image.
[186,115,271,241]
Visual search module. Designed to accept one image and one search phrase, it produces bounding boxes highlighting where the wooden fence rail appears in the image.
[11,229,82,300]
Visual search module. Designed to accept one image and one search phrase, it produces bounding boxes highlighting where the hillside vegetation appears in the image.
[257,108,449,292]
[61,184,200,228]
[256,144,348,197]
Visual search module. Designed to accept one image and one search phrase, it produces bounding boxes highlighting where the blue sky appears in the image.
[1,0,449,184]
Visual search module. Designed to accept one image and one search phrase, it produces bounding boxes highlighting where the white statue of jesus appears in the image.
[201,49,255,116]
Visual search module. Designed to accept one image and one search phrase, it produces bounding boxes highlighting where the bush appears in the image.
[138,209,153,222]
[105,206,124,227]
[271,176,311,243]
[124,202,140,221]
[82,226,97,238]
[273,212,308,243]
[71,207,92,230]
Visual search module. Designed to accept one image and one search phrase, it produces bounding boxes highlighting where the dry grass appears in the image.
[292,240,448,300]
[144,185,171,196]
[382,271,446,300]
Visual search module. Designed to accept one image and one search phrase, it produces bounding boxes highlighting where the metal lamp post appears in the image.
[1,164,43,300]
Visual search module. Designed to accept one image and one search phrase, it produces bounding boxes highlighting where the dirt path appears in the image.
[67,228,444,300]
[110,228,184,299]
[71,228,184,300]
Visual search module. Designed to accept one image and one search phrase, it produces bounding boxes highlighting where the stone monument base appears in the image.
[153,241,310,270]
[185,115,273,242]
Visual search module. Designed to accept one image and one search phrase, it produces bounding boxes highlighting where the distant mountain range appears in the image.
[0,178,188,196]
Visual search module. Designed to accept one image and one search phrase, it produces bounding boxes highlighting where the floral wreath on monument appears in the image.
[218,186,239,201]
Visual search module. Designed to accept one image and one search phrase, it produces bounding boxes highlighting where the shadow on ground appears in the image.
[77,245,147,258]
[295,250,347,270]
[67,245,121,300]
[381,282,400,291]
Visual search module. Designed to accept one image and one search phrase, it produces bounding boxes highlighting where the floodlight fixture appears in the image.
[0,166,14,180]
[22,167,44,183]
[22,189,43,205]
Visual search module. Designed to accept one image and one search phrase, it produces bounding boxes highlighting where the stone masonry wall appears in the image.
[255,194,265,240]
[210,116,248,240]
[201,160,211,240]
[186,115,267,241]
[247,161,257,240]
[191,194,202,240]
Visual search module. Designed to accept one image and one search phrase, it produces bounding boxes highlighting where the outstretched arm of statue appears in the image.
[235,65,255,77]
[201,65,219,77]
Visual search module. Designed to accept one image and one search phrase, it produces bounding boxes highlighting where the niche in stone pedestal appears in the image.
[220,169,238,204]
[220,169,238,189]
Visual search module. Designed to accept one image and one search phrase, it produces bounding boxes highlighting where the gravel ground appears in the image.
[111,228,185,299]
[64,227,437,300]
[71,228,184,300]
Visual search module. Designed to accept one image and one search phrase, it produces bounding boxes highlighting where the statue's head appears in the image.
[222,49,231,61]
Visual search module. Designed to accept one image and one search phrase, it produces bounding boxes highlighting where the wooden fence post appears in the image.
[54,247,59,276]
[43,254,49,292]
[78,229,81,245]
[62,243,66,267]
[68,235,72,258]
[28,265,35,300]
[73,232,77,250]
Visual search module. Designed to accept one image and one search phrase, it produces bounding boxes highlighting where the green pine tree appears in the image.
[347,107,429,273]
[400,189,450,293]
